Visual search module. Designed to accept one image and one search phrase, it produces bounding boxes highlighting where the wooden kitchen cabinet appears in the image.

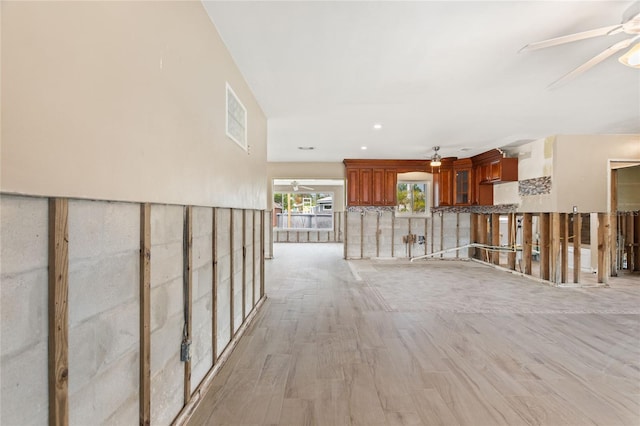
[372,168,397,206]
[344,159,427,206]
[453,158,473,205]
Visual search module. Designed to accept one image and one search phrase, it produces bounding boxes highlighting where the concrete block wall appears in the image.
[232,209,244,334]
[216,208,232,356]
[190,207,213,393]
[345,210,471,260]
[68,200,140,425]
[0,195,49,425]
[0,195,266,425]
[150,204,184,425]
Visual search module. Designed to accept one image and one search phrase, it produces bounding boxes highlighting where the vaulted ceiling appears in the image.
[203,1,640,162]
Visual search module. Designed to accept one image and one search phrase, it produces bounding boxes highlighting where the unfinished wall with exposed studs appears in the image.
[344,209,471,260]
[0,195,266,425]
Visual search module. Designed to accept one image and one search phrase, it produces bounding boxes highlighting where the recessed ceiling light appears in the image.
[460,148,471,152]
[297,146,315,150]
[373,123,382,130]
[361,146,367,150]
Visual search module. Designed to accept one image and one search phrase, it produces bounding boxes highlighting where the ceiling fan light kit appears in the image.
[430,146,442,167]
[521,1,640,85]
[619,42,640,67]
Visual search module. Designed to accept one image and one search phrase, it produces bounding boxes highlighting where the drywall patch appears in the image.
[519,176,552,196]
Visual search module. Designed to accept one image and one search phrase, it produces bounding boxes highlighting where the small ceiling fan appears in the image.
[520,1,640,88]
[291,180,314,191]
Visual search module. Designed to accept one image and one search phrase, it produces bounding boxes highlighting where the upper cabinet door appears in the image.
[372,169,385,205]
[347,168,360,206]
[384,169,397,206]
[359,168,373,205]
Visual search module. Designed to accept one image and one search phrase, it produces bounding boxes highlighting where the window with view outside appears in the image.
[396,182,429,215]
[273,192,333,229]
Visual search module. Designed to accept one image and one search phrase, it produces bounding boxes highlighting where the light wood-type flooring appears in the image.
[187,243,640,426]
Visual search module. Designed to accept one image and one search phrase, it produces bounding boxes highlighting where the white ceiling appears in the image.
[203,1,640,162]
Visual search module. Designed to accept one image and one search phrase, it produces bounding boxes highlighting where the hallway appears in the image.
[187,243,640,425]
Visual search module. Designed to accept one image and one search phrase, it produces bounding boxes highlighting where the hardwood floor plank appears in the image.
[185,243,640,426]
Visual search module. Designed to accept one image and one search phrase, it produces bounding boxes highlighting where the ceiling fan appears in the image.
[291,180,314,191]
[520,1,640,88]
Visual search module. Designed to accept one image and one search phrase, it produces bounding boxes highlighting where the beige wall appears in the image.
[1,1,267,209]
[554,134,640,213]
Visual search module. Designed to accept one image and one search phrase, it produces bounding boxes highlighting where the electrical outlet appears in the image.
[181,340,191,362]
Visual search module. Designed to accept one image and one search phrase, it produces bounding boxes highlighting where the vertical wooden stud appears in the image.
[212,208,218,363]
[491,213,500,265]
[507,213,516,270]
[573,213,581,283]
[523,213,532,275]
[139,203,151,426]
[561,213,569,283]
[430,213,434,255]
[183,206,193,405]
[635,214,640,271]
[549,213,560,283]
[439,213,444,257]
[597,213,610,284]
[48,198,69,426]
[540,213,550,281]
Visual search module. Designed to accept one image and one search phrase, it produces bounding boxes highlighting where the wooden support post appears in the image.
[549,213,559,282]
[523,213,532,275]
[491,213,500,265]
[507,213,516,270]
[540,213,550,281]
[430,213,434,255]
[49,198,69,426]
[573,213,582,283]
[183,206,193,405]
[212,208,218,363]
[139,204,151,426]
[560,213,569,283]
[597,212,610,284]
[470,213,477,259]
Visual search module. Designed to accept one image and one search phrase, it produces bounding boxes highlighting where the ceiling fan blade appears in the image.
[549,36,640,89]
[519,24,623,52]
[622,1,640,24]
